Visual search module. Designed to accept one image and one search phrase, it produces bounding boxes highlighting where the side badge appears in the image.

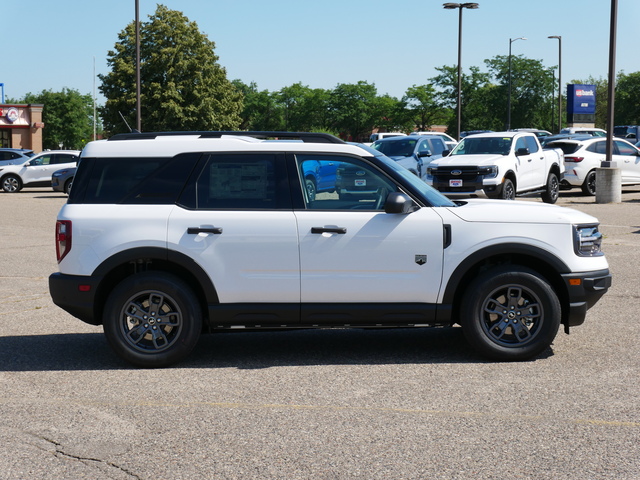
[415,255,427,266]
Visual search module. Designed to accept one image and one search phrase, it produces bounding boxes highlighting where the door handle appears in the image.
[311,227,347,234]
[187,227,223,234]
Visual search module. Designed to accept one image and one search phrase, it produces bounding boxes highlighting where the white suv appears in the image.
[0,150,80,193]
[48,132,611,367]
[547,137,640,195]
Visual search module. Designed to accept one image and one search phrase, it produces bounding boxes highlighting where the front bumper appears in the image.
[562,268,612,328]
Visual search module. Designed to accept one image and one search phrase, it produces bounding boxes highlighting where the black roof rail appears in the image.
[107,131,346,144]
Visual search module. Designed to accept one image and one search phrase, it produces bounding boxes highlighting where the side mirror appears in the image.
[384,192,417,214]
[441,149,451,157]
[418,150,432,158]
[516,147,530,156]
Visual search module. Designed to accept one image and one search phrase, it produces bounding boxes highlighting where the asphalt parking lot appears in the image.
[0,187,638,480]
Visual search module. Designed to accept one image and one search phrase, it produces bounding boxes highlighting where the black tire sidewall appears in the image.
[103,272,202,368]
[501,179,515,200]
[461,266,561,361]
[542,172,559,204]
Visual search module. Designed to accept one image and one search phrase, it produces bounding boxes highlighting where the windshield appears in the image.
[450,136,512,156]
[380,156,457,207]
[371,138,418,157]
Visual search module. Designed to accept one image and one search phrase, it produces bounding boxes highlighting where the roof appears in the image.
[82,132,370,158]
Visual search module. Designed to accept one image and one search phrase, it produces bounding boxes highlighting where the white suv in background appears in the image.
[0,150,80,193]
[49,131,611,367]
[546,137,640,195]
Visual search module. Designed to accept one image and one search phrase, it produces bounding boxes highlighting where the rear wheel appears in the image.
[103,272,202,368]
[541,172,559,204]
[581,170,596,196]
[460,266,561,361]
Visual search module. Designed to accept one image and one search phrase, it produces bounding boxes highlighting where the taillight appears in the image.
[565,156,584,163]
[56,220,72,262]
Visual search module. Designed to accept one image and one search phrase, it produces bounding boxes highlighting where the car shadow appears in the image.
[0,328,554,371]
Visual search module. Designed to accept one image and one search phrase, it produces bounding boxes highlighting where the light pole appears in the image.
[548,35,562,133]
[135,0,141,132]
[507,36,526,131]
[443,2,479,140]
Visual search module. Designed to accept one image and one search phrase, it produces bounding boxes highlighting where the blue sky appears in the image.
[4,0,640,104]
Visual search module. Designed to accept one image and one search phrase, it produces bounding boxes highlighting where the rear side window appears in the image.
[178,153,290,210]
[548,142,582,155]
[69,153,200,204]
[586,141,607,155]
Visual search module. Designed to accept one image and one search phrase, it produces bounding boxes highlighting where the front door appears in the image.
[293,154,445,308]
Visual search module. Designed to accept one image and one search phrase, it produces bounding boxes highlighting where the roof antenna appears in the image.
[119,111,141,133]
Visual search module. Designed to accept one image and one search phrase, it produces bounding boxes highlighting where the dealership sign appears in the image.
[567,84,596,115]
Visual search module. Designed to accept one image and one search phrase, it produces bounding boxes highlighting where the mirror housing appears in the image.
[384,192,417,214]
[516,147,530,156]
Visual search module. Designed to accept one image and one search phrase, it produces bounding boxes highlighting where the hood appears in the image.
[446,198,599,225]
[431,154,505,167]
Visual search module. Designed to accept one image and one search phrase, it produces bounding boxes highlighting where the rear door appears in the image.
[167,153,300,307]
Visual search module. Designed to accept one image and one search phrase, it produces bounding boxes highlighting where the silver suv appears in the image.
[49,132,611,367]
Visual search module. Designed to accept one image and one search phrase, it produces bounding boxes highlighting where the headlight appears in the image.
[479,165,498,178]
[573,224,603,256]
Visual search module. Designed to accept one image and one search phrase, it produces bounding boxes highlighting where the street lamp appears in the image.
[507,36,526,131]
[548,35,562,133]
[135,0,141,132]
[443,2,479,140]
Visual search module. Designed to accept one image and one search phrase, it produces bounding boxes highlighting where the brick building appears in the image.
[0,104,44,153]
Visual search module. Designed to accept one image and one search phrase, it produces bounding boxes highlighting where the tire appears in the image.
[103,272,202,368]
[498,178,516,200]
[541,172,559,204]
[305,178,316,201]
[64,178,73,195]
[1,174,22,193]
[581,170,596,196]
[460,266,561,361]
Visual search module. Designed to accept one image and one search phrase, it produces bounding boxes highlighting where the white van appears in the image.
[368,132,406,143]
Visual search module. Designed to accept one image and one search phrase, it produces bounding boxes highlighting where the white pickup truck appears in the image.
[426,131,564,203]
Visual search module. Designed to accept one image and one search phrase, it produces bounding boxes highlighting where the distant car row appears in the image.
[0,149,79,193]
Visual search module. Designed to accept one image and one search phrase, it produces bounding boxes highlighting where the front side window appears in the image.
[615,140,638,156]
[296,155,396,211]
[524,136,540,153]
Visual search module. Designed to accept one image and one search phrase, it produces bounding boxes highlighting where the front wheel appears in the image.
[460,266,561,361]
[2,174,22,193]
[497,178,516,200]
[103,272,202,368]
[541,172,559,204]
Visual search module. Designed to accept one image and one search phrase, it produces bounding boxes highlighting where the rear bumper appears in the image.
[562,268,612,327]
[49,272,102,325]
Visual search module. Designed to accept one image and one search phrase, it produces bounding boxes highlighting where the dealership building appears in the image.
[0,104,44,153]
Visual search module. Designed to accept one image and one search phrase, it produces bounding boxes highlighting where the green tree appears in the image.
[484,55,556,131]
[328,81,380,141]
[99,4,242,134]
[23,88,96,150]
[402,84,450,131]
[232,80,284,130]
[430,65,491,137]
[614,71,640,125]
